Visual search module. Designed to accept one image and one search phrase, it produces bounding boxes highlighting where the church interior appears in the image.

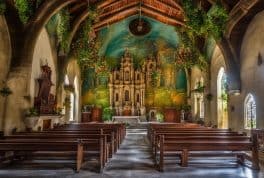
[0,0,264,177]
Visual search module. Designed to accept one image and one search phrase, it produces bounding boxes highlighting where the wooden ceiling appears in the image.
[67,0,243,31]
[68,0,241,32]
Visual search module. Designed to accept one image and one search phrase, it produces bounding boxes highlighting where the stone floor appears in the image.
[0,128,264,178]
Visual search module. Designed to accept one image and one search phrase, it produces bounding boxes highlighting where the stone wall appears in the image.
[4,28,57,134]
[229,10,264,131]
[0,16,11,131]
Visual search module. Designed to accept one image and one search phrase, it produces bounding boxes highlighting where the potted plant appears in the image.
[24,107,40,131]
[102,107,114,122]
[156,112,164,123]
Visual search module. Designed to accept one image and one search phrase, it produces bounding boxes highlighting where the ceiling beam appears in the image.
[94,6,139,31]
[99,0,138,19]
[94,5,184,31]
[142,0,183,20]
[69,2,87,13]
[157,0,183,11]
[97,0,118,9]
[141,6,184,26]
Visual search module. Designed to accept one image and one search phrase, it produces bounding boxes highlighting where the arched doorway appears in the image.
[217,67,228,128]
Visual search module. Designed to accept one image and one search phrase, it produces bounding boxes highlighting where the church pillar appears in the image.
[119,85,123,115]
[4,67,31,134]
[131,84,135,115]
[109,84,113,108]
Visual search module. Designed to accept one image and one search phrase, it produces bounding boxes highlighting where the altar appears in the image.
[112,116,141,125]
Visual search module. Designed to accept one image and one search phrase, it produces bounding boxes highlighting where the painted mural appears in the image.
[82,16,188,112]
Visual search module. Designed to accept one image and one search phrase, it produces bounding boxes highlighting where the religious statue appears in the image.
[34,63,56,114]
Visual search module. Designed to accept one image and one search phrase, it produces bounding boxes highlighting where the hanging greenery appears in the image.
[14,0,33,24]
[14,0,44,24]
[106,57,120,71]
[95,59,110,77]
[181,0,228,40]
[174,0,228,71]
[0,0,6,15]
[205,3,229,40]
[57,8,70,52]
[71,8,99,76]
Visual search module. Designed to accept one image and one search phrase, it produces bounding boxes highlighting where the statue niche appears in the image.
[34,64,56,114]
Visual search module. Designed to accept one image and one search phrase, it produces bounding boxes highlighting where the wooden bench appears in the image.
[5,133,109,169]
[55,123,126,149]
[0,139,98,172]
[155,134,259,171]
[150,129,245,152]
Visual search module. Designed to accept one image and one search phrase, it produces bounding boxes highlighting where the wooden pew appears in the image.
[155,134,259,171]
[0,139,97,172]
[5,133,109,168]
[150,129,245,152]
[17,129,117,154]
[55,123,125,149]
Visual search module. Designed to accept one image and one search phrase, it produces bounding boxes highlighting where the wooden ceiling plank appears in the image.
[99,0,138,19]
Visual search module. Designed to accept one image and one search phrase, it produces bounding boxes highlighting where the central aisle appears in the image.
[104,128,155,174]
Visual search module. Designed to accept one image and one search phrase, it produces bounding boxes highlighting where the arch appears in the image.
[217,67,228,129]
[244,94,256,129]
[30,29,57,105]
[69,92,74,121]
[74,76,79,122]
[193,77,205,119]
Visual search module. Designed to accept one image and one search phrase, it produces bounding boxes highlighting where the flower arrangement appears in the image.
[156,112,164,123]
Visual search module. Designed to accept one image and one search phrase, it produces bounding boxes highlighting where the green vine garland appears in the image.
[174,0,228,71]
[71,8,99,77]
[57,9,70,52]
[14,0,43,24]
[0,0,6,15]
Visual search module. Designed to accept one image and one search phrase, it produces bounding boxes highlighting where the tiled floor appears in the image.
[0,128,263,178]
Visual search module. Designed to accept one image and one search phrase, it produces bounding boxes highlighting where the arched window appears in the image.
[199,77,205,119]
[217,67,228,129]
[64,75,70,85]
[73,77,79,122]
[193,78,204,119]
[69,93,74,121]
[244,94,256,129]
